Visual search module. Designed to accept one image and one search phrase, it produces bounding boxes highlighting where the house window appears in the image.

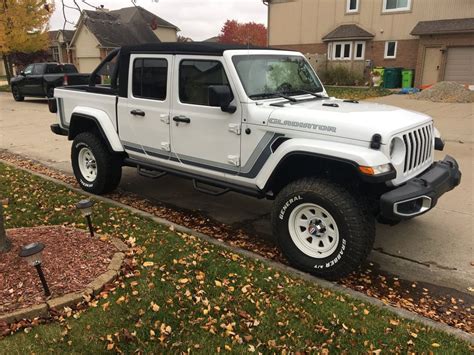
[354,41,365,60]
[346,0,359,13]
[382,0,411,12]
[384,41,397,58]
[51,46,60,62]
[332,42,352,60]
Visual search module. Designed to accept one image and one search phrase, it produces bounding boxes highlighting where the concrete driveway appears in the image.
[0,92,472,292]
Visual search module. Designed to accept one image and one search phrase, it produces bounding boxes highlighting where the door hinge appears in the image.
[228,123,241,135]
[160,114,170,124]
[161,142,171,152]
[227,155,240,166]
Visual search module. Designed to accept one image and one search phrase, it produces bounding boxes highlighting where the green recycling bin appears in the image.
[402,69,414,88]
[383,67,403,88]
[372,67,384,87]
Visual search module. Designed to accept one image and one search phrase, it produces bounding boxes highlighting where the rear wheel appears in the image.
[12,85,24,101]
[271,177,375,280]
[71,132,122,194]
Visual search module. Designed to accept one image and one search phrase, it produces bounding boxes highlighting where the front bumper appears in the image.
[380,155,461,221]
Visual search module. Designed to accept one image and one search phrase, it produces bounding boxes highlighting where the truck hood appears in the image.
[266,98,432,143]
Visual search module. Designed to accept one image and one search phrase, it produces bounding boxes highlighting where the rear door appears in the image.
[29,64,46,95]
[117,54,173,161]
[170,56,242,174]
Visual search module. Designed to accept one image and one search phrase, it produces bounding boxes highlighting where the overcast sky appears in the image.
[50,0,268,41]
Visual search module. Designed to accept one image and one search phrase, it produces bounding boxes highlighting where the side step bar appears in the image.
[192,179,230,196]
[123,157,265,199]
[137,166,166,179]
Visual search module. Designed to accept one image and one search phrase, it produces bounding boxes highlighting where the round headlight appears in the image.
[389,137,405,164]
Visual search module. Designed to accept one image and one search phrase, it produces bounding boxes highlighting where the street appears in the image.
[0,92,472,292]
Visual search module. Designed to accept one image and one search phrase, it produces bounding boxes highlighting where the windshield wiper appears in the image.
[288,89,329,99]
[249,92,297,102]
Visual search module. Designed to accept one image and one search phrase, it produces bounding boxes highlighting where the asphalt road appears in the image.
[0,92,472,292]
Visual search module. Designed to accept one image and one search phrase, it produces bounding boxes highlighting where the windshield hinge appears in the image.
[228,123,241,135]
[227,155,240,166]
[161,142,171,152]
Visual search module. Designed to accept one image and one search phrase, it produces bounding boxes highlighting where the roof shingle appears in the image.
[322,24,374,41]
[411,18,474,36]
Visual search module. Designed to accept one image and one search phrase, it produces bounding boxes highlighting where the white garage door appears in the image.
[444,47,474,84]
[77,58,100,73]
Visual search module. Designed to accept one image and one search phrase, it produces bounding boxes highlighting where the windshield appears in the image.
[232,54,323,99]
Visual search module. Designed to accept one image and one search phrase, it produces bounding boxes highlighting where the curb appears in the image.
[0,233,127,324]
[1,159,473,345]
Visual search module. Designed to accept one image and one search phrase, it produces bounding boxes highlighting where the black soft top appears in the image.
[120,42,278,56]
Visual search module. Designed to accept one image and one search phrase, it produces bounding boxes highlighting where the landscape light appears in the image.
[76,199,95,237]
[19,242,51,297]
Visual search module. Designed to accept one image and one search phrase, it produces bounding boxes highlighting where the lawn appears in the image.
[326,86,392,100]
[0,163,470,353]
[0,84,10,93]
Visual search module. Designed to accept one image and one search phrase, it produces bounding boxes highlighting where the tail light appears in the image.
[63,74,69,86]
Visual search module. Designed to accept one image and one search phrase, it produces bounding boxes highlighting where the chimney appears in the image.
[98,5,109,12]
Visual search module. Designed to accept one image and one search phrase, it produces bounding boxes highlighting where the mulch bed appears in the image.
[0,151,473,335]
[0,226,116,315]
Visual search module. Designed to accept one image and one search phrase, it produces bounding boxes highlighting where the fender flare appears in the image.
[69,107,124,152]
[255,138,393,190]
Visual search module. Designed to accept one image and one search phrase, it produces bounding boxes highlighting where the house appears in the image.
[266,0,474,86]
[69,6,180,72]
[47,30,75,63]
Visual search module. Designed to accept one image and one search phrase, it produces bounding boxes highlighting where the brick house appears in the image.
[266,0,474,86]
[47,30,75,63]
[67,6,179,72]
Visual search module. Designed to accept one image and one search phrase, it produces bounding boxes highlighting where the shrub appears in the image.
[318,65,364,86]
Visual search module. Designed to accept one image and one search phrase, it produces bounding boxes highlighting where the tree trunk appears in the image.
[0,203,12,253]
[3,54,13,82]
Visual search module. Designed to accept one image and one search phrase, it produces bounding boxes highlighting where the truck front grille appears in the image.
[402,123,433,174]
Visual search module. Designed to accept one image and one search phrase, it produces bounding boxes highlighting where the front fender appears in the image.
[70,106,124,152]
[255,138,391,189]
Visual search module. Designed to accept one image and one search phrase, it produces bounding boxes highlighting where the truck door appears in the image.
[29,64,46,96]
[117,54,173,161]
[19,64,35,95]
[170,56,242,175]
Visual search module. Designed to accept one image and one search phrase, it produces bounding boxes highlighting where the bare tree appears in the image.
[0,202,11,253]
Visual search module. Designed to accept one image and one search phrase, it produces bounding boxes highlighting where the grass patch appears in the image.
[326,86,392,100]
[0,84,11,93]
[0,163,470,353]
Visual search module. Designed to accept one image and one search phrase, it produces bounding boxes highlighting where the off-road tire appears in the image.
[271,177,375,280]
[71,132,122,194]
[12,85,24,102]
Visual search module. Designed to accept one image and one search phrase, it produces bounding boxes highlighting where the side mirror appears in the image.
[208,85,236,113]
[20,71,25,76]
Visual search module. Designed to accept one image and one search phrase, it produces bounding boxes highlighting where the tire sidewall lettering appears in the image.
[279,195,303,220]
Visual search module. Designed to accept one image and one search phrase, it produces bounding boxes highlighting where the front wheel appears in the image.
[271,178,375,280]
[12,85,24,101]
[71,132,122,194]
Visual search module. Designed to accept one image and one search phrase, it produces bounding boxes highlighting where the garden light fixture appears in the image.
[76,199,95,237]
[19,242,51,297]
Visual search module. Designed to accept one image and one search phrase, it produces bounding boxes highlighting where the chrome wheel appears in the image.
[78,147,97,182]
[288,203,339,258]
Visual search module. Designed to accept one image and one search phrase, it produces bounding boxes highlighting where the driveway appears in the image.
[0,92,472,292]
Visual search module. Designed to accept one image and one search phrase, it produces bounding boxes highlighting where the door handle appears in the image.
[173,116,191,123]
[130,109,145,117]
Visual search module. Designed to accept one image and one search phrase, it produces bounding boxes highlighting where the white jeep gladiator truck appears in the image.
[50,43,461,279]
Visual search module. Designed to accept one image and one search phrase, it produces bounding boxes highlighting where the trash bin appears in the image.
[383,67,403,88]
[372,67,384,87]
[402,69,414,89]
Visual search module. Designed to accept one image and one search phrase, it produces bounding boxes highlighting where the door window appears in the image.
[132,58,168,100]
[179,60,230,106]
[32,64,44,75]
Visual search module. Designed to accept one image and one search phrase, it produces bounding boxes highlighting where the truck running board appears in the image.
[192,179,230,196]
[137,166,167,179]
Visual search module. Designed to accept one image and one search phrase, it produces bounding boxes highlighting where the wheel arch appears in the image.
[262,151,363,195]
[68,111,124,153]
